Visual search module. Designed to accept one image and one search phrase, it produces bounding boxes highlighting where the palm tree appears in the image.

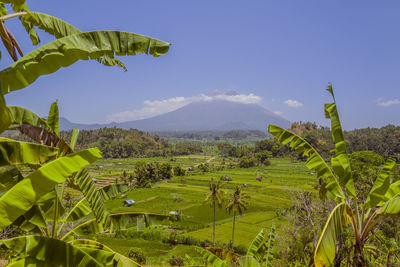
[204,178,224,245]
[226,186,249,248]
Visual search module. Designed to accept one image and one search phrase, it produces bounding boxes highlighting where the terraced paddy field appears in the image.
[86,155,317,265]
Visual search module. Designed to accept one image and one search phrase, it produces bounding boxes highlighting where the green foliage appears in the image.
[60,127,202,158]
[173,165,186,176]
[133,161,173,188]
[270,85,400,266]
[0,1,170,265]
[0,30,170,95]
[127,247,146,264]
[168,255,185,266]
[239,155,256,168]
[255,150,272,166]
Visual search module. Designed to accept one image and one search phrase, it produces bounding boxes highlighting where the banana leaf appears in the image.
[98,183,129,200]
[314,202,350,267]
[0,94,11,133]
[70,168,110,227]
[70,128,79,151]
[324,85,356,198]
[0,138,58,166]
[7,105,52,132]
[46,100,59,135]
[268,124,346,202]
[1,235,104,266]
[365,158,397,209]
[264,222,275,266]
[195,247,228,267]
[62,218,104,240]
[17,124,72,156]
[0,147,101,230]
[23,12,127,70]
[63,198,92,223]
[378,194,400,215]
[0,30,170,94]
[70,239,140,266]
[0,166,23,197]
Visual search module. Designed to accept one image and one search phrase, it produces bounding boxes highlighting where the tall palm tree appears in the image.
[204,178,224,245]
[226,186,249,248]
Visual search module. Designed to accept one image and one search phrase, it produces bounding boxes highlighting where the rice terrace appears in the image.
[1,1,400,266]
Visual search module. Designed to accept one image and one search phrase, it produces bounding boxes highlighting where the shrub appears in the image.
[127,247,146,264]
[169,255,184,266]
[197,163,209,173]
[173,166,186,176]
[239,156,256,168]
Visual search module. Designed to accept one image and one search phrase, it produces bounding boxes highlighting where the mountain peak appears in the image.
[61,99,290,132]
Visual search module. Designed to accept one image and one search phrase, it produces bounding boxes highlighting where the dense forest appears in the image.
[289,122,400,159]
[155,130,267,140]
[60,128,203,158]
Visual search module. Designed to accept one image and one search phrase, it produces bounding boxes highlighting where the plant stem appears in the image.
[213,202,215,246]
[51,187,59,238]
[0,12,27,21]
[232,211,236,248]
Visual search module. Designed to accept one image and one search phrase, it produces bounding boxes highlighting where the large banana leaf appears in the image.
[365,158,397,209]
[246,228,266,260]
[0,138,58,166]
[325,86,356,198]
[264,222,275,266]
[246,223,275,265]
[7,105,52,131]
[0,166,23,197]
[62,218,104,240]
[12,205,47,233]
[195,247,228,267]
[0,30,170,94]
[378,194,400,215]
[23,12,127,70]
[0,94,11,133]
[70,239,140,266]
[1,235,104,266]
[46,100,59,135]
[70,168,110,227]
[0,147,101,230]
[314,202,350,267]
[17,124,72,156]
[70,128,79,151]
[268,124,346,202]
[98,183,129,201]
[63,198,92,223]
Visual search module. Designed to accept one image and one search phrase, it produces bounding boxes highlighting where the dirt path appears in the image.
[194,156,216,167]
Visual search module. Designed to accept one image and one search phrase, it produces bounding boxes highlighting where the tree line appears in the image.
[60,127,203,158]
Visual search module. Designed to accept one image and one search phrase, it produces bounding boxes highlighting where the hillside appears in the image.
[60,128,202,158]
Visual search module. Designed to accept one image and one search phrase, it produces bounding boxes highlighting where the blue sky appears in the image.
[3,0,400,130]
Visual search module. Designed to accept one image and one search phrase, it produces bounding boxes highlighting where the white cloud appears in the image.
[284,99,304,107]
[107,92,262,123]
[378,99,400,107]
[273,111,283,116]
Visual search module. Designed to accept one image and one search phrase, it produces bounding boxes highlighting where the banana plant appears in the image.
[268,85,399,266]
[196,223,276,267]
[0,1,170,265]
[1,102,172,266]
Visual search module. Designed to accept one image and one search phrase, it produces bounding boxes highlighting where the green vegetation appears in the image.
[269,85,400,266]
[1,1,400,266]
[60,128,203,158]
[0,1,170,265]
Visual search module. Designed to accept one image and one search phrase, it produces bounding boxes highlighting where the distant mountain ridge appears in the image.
[60,100,291,132]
